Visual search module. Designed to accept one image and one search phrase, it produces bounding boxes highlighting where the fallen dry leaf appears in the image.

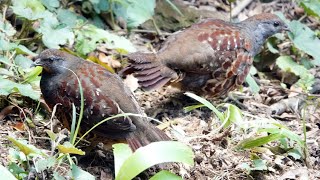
[12,122,25,131]
[98,53,121,69]
[123,74,139,92]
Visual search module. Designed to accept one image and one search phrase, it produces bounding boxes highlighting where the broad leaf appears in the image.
[7,136,43,156]
[150,170,182,180]
[0,164,19,180]
[115,141,194,180]
[113,143,133,176]
[276,56,315,91]
[57,142,85,155]
[0,77,40,100]
[75,24,135,55]
[113,0,156,28]
[277,13,320,64]
[300,0,320,17]
[71,164,95,180]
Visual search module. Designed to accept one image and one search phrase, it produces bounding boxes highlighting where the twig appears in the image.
[231,0,254,18]
[131,29,172,36]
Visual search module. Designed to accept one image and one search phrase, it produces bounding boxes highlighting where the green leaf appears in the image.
[57,142,85,155]
[113,0,156,28]
[11,0,45,20]
[115,141,194,180]
[2,164,21,180]
[24,66,42,83]
[0,14,16,37]
[184,104,205,112]
[15,45,38,56]
[7,136,43,156]
[276,56,315,91]
[75,24,135,54]
[300,0,320,17]
[0,36,18,51]
[41,0,60,10]
[251,159,267,171]
[7,163,27,179]
[245,74,260,94]
[277,13,320,64]
[113,143,133,176]
[57,9,79,28]
[14,55,34,70]
[287,148,302,160]
[35,156,56,172]
[150,170,182,180]
[0,77,40,100]
[266,39,279,54]
[237,133,284,149]
[276,56,307,76]
[45,130,57,142]
[223,104,243,127]
[8,148,27,162]
[184,92,224,121]
[71,164,95,180]
[90,0,109,13]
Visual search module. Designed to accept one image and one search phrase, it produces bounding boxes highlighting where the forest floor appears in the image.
[0,0,320,179]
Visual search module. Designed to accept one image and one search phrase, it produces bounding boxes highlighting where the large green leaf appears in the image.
[237,133,285,149]
[113,0,156,28]
[300,0,320,17]
[0,165,17,180]
[113,143,133,176]
[11,0,45,20]
[7,136,43,156]
[0,77,40,100]
[71,164,95,180]
[277,13,320,64]
[75,24,135,54]
[276,56,315,91]
[0,14,16,37]
[150,170,182,180]
[115,141,194,180]
[35,11,74,49]
[184,92,224,121]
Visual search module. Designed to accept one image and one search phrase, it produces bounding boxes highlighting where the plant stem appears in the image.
[152,18,161,35]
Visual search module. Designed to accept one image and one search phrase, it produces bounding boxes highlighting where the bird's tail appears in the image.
[126,121,170,151]
[121,52,177,91]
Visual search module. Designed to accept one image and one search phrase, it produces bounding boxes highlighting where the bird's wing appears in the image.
[55,67,137,137]
[158,19,252,73]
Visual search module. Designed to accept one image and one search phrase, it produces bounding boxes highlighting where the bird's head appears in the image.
[242,13,289,39]
[33,49,74,74]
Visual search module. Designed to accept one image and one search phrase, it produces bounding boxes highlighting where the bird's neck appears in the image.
[238,22,269,56]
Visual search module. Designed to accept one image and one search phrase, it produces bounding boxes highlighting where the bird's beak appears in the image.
[283,24,290,31]
[31,58,42,68]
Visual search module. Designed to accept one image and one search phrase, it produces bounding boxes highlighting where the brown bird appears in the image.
[124,13,289,96]
[34,49,169,151]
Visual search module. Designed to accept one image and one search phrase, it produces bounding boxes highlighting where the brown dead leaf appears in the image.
[12,122,25,131]
[289,86,303,97]
[123,74,139,92]
[98,53,121,69]
[0,105,16,121]
[87,55,115,73]
[279,168,308,180]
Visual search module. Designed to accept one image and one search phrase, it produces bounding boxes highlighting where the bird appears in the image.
[34,49,170,151]
[123,13,289,96]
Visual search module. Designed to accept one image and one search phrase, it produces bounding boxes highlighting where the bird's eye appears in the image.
[273,21,280,27]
